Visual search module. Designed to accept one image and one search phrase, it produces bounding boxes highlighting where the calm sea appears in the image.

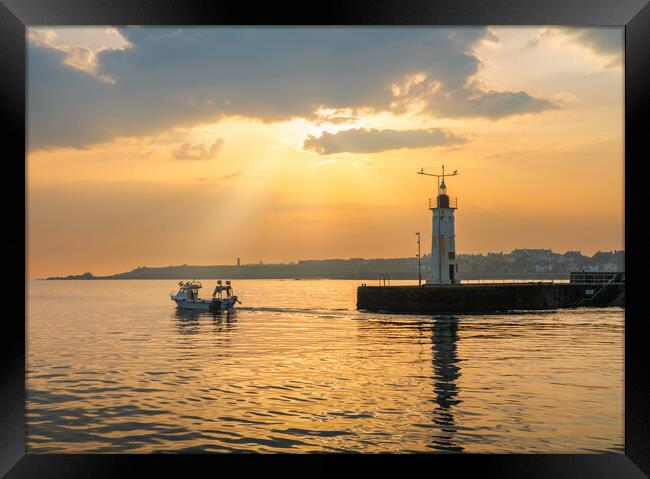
[26,279,624,453]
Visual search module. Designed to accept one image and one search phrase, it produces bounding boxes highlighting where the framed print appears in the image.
[2,0,649,476]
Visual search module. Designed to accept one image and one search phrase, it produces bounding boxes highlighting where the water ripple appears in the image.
[26,279,624,453]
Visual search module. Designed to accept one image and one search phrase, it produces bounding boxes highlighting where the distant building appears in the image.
[564,251,586,262]
[564,262,580,272]
[601,261,618,272]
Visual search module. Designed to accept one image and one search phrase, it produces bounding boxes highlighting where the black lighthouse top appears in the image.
[438,179,450,208]
[418,165,459,210]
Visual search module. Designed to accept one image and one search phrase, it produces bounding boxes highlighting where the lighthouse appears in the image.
[417,166,460,285]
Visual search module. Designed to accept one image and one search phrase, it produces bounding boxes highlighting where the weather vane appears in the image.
[417,165,459,195]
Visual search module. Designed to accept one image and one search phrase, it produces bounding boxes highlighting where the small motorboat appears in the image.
[170,279,240,312]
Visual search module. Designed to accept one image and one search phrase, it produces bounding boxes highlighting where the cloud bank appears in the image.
[28,27,560,150]
[303,128,466,155]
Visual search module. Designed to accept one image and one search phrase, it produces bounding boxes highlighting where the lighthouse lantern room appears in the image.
[417,165,460,285]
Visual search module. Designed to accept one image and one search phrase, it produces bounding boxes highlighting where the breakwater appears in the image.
[357,283,624,314]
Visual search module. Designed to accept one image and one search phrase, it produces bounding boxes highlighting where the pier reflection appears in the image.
[429,315,463,452]
[356,314,464,452]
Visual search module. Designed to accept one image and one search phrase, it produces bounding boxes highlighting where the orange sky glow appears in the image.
[27,27,624,277]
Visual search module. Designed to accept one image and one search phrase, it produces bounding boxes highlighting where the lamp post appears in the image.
[416,231,422,286]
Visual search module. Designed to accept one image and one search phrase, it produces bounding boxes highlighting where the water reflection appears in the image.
[172,308,238,335]
[357,315,464,452]
[429,315,463,452]
[27,279,624,453]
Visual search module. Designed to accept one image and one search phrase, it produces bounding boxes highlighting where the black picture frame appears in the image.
[2,0,649,476]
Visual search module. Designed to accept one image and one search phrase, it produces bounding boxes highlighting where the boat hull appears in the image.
[173,297,236,312]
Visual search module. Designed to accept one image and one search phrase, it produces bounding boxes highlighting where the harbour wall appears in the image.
[356,283,624,314]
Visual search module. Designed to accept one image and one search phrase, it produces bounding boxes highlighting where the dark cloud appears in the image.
[427,89,558,119]
[565,27,623,57]
[171,138,224,160]
[528,27,622,66]
[29,27,558,150]
[303,127,466,155]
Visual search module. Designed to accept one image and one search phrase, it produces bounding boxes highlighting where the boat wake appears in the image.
[236,306,352,316]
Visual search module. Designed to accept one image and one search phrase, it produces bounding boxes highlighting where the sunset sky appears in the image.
[27,27,624,278]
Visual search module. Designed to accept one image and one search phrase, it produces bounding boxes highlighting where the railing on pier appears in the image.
[361,273,625,287]
[569,272,625,285]
[379,273,391,286]
[460,278,568,285]
[458,272,624,286]
[576,273,620,306]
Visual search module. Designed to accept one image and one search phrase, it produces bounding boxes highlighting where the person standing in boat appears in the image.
[213,280,236,300]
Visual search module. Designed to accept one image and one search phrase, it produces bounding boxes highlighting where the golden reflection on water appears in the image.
[26,279,624,453]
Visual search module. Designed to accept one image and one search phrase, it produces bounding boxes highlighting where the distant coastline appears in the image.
[46,249,624,281]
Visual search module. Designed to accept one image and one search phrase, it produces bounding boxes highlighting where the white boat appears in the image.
[170,280,240,312]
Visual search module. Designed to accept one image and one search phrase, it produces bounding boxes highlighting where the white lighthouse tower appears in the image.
[417,166,460,285]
